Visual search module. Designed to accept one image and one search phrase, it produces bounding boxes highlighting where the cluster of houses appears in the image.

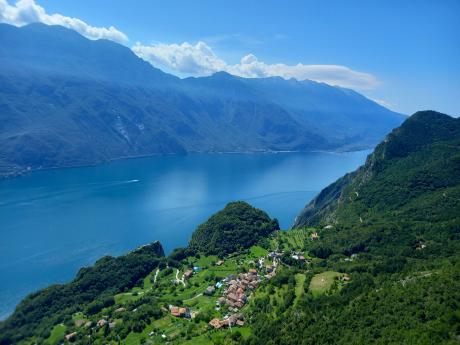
[67,313,121,342]
[209,313,245,329]
[217,268,260,312]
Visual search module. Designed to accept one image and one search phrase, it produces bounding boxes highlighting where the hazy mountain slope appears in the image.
[0,23,405,177]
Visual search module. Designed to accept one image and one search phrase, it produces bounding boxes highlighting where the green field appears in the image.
[309,271,342,296]
[45,324,66,345]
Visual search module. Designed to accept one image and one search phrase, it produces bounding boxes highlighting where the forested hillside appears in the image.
[247,110,460,344]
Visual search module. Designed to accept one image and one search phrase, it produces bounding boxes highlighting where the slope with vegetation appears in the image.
[249,111,460,344]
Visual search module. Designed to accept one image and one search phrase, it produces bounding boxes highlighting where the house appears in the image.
[216,260,224,266]
[184,269,194,279]
[342,274,351,282]
[209,318,222,329]
[97,319,107,327]
[249,268,257,275]
[170,305,190,318]
[65,332,77,341]
[114,307,126,313]
[268,251,282,259]
[170,306,181,317]
[193,266,201,272]
[204,285,216,295]
[227,292,239,303]
[311,232,319,240]
[215,281,223,289]
[236,320,245,326]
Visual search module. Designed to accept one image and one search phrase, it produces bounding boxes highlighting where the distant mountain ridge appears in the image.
[0,23,405,177]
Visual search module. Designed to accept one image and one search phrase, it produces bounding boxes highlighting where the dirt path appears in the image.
[153,268,160,285]
[184,293,203,302]
[175,269,186,287]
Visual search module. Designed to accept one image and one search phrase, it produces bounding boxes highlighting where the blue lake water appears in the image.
[0,151,369,319]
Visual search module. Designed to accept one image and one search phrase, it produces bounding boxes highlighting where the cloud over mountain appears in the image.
[1,0,378,90]
[133,41,379,90]
[0,0,128,43]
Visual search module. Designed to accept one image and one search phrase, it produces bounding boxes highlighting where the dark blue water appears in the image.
[0,151,369,319]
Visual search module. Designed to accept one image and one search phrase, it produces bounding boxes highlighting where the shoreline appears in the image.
[0,147,373,181]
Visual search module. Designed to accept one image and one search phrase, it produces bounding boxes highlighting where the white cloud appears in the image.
[0,0,128,43]
[133,41,379,90]
[132,41,227,76]
[370,98,394,110]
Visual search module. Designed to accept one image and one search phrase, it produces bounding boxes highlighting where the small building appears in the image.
[209,318,222,329]
[193,266,201,272]
[204,285,216,296]
[311,232,319,240]
[342,274,351,282]
[97,319,107,327]
[170,306,180,317]
[227,292,239,303]
[215,281,223,289]
[249,268,257,275]
[65,332,77,341]
[216,260,224,266]
[184,269,193,279]
[114,307,126,313]
[170,305,190,318]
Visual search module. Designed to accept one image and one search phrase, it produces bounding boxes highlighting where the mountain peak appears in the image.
[379,110,460,160]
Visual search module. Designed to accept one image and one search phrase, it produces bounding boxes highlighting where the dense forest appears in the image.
[189,201,280,257]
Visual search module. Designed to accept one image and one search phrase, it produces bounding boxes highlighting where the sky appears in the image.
[1,0,459,116]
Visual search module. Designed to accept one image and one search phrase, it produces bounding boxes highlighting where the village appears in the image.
[54,228,351,345]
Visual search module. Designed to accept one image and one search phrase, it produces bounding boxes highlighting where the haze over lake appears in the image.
[0,151,369,319]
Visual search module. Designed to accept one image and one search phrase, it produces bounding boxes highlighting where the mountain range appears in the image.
[0,23,405,177]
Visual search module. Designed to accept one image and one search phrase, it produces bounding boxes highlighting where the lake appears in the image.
[0,151,369,319]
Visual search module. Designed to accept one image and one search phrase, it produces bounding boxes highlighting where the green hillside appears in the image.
[189,201,280,257]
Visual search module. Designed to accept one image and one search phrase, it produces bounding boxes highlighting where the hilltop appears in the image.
[189,201,280,257]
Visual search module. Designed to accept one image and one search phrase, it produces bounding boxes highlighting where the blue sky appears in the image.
[2,0,459,115]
